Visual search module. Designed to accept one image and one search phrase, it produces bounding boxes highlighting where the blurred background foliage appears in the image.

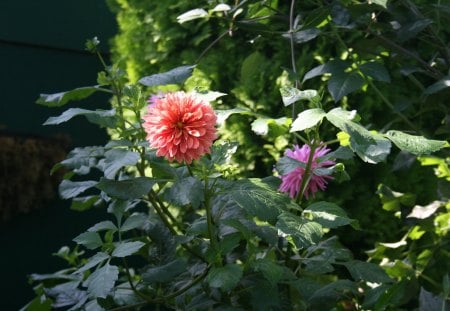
[105,0,449,306]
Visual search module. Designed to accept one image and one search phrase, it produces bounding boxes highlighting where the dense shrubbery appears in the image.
[24,1,449,310]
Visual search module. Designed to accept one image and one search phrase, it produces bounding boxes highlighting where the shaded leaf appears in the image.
[359,62,390,82]
[142,259,187,283]
[423,75,450,95]
[73,232,102,250]
[85,263,119,298]
[139,65,195,86]
[43,108,116,127]
[305,201,357,229]
[36,86,101,107]
[291,108,326,132]
[96,177,156,200]
[87,221,117,232]
[309,280,358,303]
[283,28,320,44]
[275,156,306,175]
[59,180,97,199]
[207,264,243,291]
[112,241,145,257]
[98,149,140,179]
[75,252,110,274]
[344,260,392,283]
[165,176,204,208]
[253,258,284,286]
[277,212,323,249]
[386,130,449,155]
[303,60,349,82]
[121,213,148,232]
[328,72,365,102]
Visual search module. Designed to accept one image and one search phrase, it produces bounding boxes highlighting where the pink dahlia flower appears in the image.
[279,144,335,199]
[142,91,217,164]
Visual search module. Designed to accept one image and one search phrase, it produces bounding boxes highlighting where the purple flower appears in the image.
[278,144,335,199]
[147,92,165,108]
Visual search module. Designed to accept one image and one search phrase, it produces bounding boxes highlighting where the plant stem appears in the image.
[288,0,300,121]
[204,177,219,260]
[296,141,318,203]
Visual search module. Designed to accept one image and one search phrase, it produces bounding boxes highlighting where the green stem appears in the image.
[288,0,300,122]
[204,177,218,257]
[296,142,318,203]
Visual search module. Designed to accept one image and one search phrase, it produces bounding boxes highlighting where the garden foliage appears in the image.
[25,0,450,310]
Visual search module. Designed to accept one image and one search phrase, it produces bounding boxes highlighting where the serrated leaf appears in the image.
[277,212,323,249]
[328,72,365,102]
[75,252,110,274]
[423,75,450,95]
[291,108,326,132]
[112,241,145,257]
[73,232,103,250]
[280,86,318,106]
[211,141,239,166]
[215,107,253,125]
[193,90,227,102]
[139,65,195,86]
[87,221,117,232]
[59,146,104,175]
[142,259,187,283]
[223,179,287,222]
[98,149,140,179]
[283,28,320,44]
[176,9,208,24]
[386,130,448,155]
[164,176,204,208]
[43,108,116,127]
[305,201,357,229]
[121,213,148,232]
[303,60,349,82]
[359,62,390,82]
[96,177,156,200]
[59,180,97,199]
[36,86,101,107]
[344,260,392,283]
[207,264,243,291]
[85,263,119,298]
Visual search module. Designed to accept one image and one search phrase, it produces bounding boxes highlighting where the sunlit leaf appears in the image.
[85,263,119,298]
[277,212,323,249]
[43,108,116,128]
[177,9,208,24]
[36,86,102,107]
[59,180,97,199]
[112,241,145,258]
[280,86,318,106]
[291,108,326,132]
[385,130,449,155]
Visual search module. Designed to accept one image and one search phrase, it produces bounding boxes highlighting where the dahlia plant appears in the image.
[24,9,449,309]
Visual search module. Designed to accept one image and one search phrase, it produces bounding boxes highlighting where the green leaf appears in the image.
[98,149,140,179]
[59,180,97,199]
[85,263,119,298]
[211,141,239,166]
[309,280,358,303]
[251,117,270,135]
[276,212,323,249]
[164,176,204,208]
[36,86,102,107]
[343,260,392,283]
[71,195,101,211]
[73,232,103,250]
[280,86,318,106]
[275,156,306,175]
[385,130,449,155]
[406,201,442,219]
[96,177,156,200]
[423,75,450,95]
[303,60,350,82]
[142,259,187,283]
[138,65,195,86]
[327,72,365,102]
[305,201,357,229]
[87,221,117,232]
[326,108,391,163]
[215,107,253,125]
[112,241,145,257]
[207,264,243,291]
[76,252,110,274]
[224,179,287,223]
[43,108,116,127]
[253,258,284,286]
[176,9,208,24]
[120,213,148,232]
[291,108,326,132]
[359,62,390,82]
[282,28,320,44]
[371,0,388,8]
[58,146,105,175]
